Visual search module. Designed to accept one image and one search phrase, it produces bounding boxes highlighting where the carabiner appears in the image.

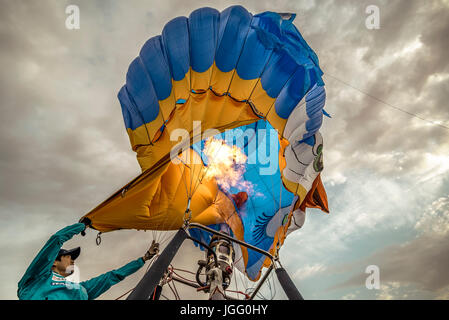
[96,232,102,246]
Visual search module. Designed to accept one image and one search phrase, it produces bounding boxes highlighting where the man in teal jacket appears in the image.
[17,222,159,300]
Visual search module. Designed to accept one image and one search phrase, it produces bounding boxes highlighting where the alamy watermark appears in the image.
[365,5,380,30]
[365,265,380,290]
[169,121,279,176]
[65,5,80,30]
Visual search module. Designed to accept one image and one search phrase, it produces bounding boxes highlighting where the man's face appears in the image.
[53,255,75,277]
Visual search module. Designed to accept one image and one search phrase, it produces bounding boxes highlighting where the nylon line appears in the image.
[326,73,449,130]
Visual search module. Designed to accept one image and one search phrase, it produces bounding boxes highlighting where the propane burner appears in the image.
[196,233,235,292]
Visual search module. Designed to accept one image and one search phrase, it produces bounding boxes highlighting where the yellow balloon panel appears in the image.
[172,70,191,103]
[228,73,260,102]
[191,66,213,92]
[84,148,246,235]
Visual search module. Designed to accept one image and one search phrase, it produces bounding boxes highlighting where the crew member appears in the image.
[17,222,159,300]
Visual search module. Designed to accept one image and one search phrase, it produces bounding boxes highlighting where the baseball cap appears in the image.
[57,247,81,260]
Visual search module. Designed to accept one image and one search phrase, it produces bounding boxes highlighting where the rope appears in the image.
[224,289,251,300]
[113,253,160,300]
[326,73,449,130]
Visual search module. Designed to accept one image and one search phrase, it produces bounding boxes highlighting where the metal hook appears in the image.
[96,232,102,246]
[183,198,192,227]
[274,240,281,262]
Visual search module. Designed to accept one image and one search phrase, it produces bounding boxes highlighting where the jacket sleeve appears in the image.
[17,223,86,294]
[80,258,145,300]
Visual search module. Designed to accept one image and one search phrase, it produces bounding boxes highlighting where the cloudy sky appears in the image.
[1,0,448,300]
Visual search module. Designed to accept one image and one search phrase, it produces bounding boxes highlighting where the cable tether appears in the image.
[326,73,449,130]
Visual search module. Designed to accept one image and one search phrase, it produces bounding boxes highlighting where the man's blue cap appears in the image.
[57,247,81,260]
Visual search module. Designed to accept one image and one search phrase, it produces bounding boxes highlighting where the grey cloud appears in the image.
[328,232,449,293]
[327,195,449,295]
[310,0,449,178]
[1,0,449,300]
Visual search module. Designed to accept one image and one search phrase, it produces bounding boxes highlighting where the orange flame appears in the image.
[202,138,255,195]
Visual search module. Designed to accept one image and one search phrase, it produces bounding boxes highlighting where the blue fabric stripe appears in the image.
[254,11,324,99]
[282,19,324,86]
[260,48,299,98]
[118,86,132,130]
[189,224,229,251]
[253,12,283,39]
[215,6,252,72]
[306,83,325,101]
[162,16,190,81]
[274,66,310,119]
[189,7,219,73]
[216,6,232,49]
[303,113,323,139]
[299,135,316,147]
[300,85,325,139]
[118,86,145,131]
[235,17,275,80]
[139,36,172,101]
[305,85,326,118]
[125,58,160,124]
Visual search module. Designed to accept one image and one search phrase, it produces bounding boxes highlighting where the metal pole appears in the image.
[127,228,188,300]
[152,285,163,300]
[275,267,304,300]
[188,223,274,261]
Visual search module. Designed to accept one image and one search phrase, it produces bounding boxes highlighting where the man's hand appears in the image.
[142,240,160,262]
[79,217,92,236]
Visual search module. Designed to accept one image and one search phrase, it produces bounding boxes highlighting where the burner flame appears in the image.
[202,138,254,195]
